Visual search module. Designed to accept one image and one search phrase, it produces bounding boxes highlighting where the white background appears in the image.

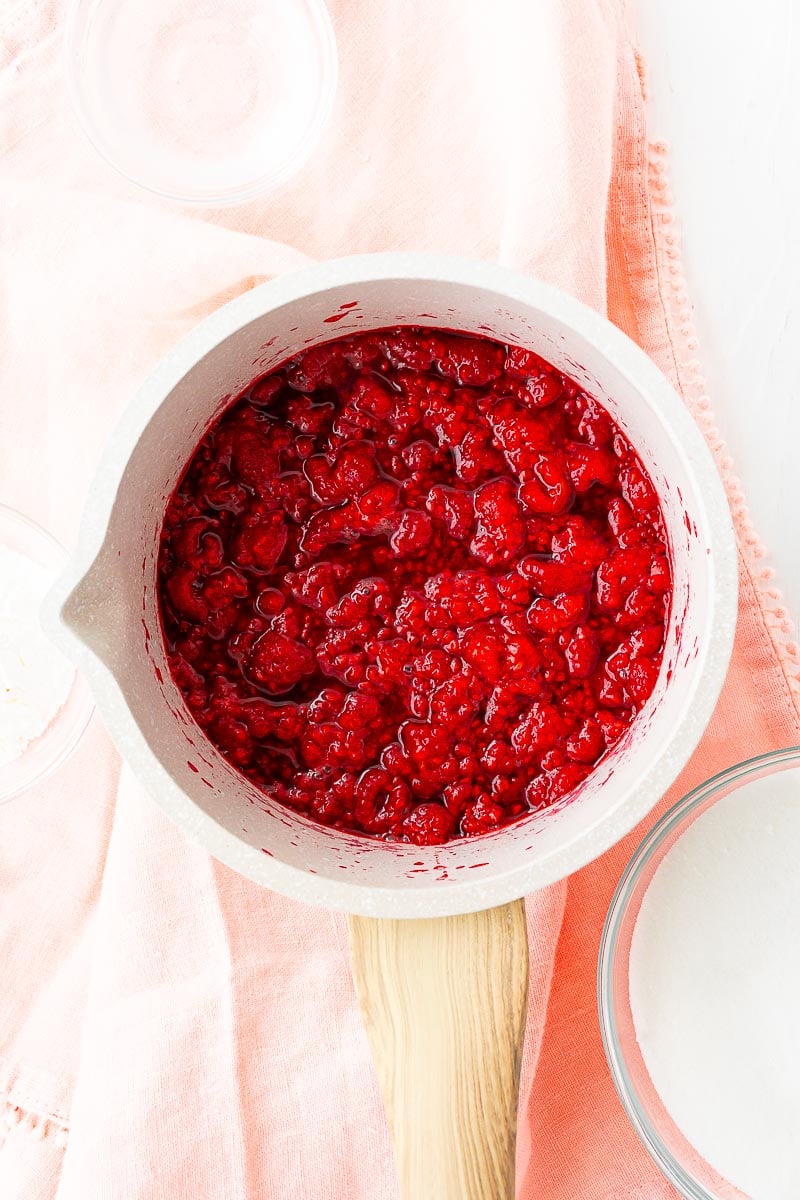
[639,0,800,619]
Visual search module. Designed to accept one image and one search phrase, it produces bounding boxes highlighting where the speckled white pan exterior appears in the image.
[45,254,737,917]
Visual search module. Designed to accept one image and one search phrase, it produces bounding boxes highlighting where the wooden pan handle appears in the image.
[348,899,529,1200]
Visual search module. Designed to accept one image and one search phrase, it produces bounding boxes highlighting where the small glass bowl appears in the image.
[64,0,338,205]
[598,746,800,1200]
[0,504,94,803]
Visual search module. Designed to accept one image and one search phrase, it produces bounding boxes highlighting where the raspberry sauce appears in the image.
[158,328,671,845]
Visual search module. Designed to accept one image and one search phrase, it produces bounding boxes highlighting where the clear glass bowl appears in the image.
[64,0,338,205]
[0,504,94,803]
[598,747,800,1200]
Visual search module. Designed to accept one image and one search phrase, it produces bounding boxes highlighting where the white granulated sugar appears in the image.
[0,545,73,767]
[630,766,800,1200]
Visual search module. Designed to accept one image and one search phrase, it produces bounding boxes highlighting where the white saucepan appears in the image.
[46,253,736,919]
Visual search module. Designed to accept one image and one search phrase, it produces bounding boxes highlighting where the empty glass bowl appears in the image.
[0,504,94,803]
[64,0,338,204]
[598,747,800,1200]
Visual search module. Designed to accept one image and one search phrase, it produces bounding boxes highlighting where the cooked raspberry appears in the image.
[527,592,588,633]
[483,684,518,732]
[159,325,671,844]
[166,566,208,622]
[577,398,614,446]
[419,383,471,447]
[429,676,480,728]
[626,657,661,704]
[308,791,345,825]
[518,557,592,598]
[596,709,630,749]
[268,602,307,640]
[368,638,413,690]
[461,795,505,835]
[440,780,473,815]
[460,620,508,683]
[302,721,371,771]
[607,497,636,536]
[285,562,347,610]
[599,653,629,707]
[246,631,316,694]
[335,444,381,495]
[497,620,542,681]
[496,572,533,607]
[230,429,283,489]
[200,471,250,514]
[285,343,350,392]
[566,718,605,763]
[402,439,439,473]
[620,584,666,627]
[567,444,616,492]
[518,453,574,515]
[377,741,409,777]
[527,768,585,816]
[271,472,312,523]
[350,373,394,420]
[316,626,369,685]
[202,567,249,611]
[398,719,451,767]
[603,632,662,704]
[403,802,455,845]
[631,625,667,656]
[360,478,402,515]
[551,516,609,569]
[170,517,212,566]
[538,637,568,687]
[306,687,346,724]
[648,554,671,594]
[423,570,502,626]
[620,461,658,512]
[209,713,253,766]
[338,690,381,730]
[246,700,304,742]
[479,738,516,773]
[485,399,550,474]
[250,374,283,407]
[452,426,506,485]
[377,330,438,371]
[504,345,551,378]
[596,547,653,610]
[471,479,526,566]
[426,485,474,540]
[340,335,382,371]
[435,335,504,386]
[306,442,379,503]
[286,395,335,435]
[232,513,287,572]
[407,648,450,692]
[511,701,566,759]
[564,625,600,679]
[298,509,345,555]
[523,372,563,409]
[547,763,590,801]
[355,769,412,834]
[326,577,393,627]
[390,509,433,555]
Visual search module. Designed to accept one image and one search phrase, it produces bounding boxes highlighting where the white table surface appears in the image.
[638,0,800,622]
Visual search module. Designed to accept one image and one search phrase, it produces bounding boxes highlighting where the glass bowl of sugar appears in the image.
[0,504,94,803]
[599,747,800,1200]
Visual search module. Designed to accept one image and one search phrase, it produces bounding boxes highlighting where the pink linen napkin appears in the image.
[1,1,799,1197]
